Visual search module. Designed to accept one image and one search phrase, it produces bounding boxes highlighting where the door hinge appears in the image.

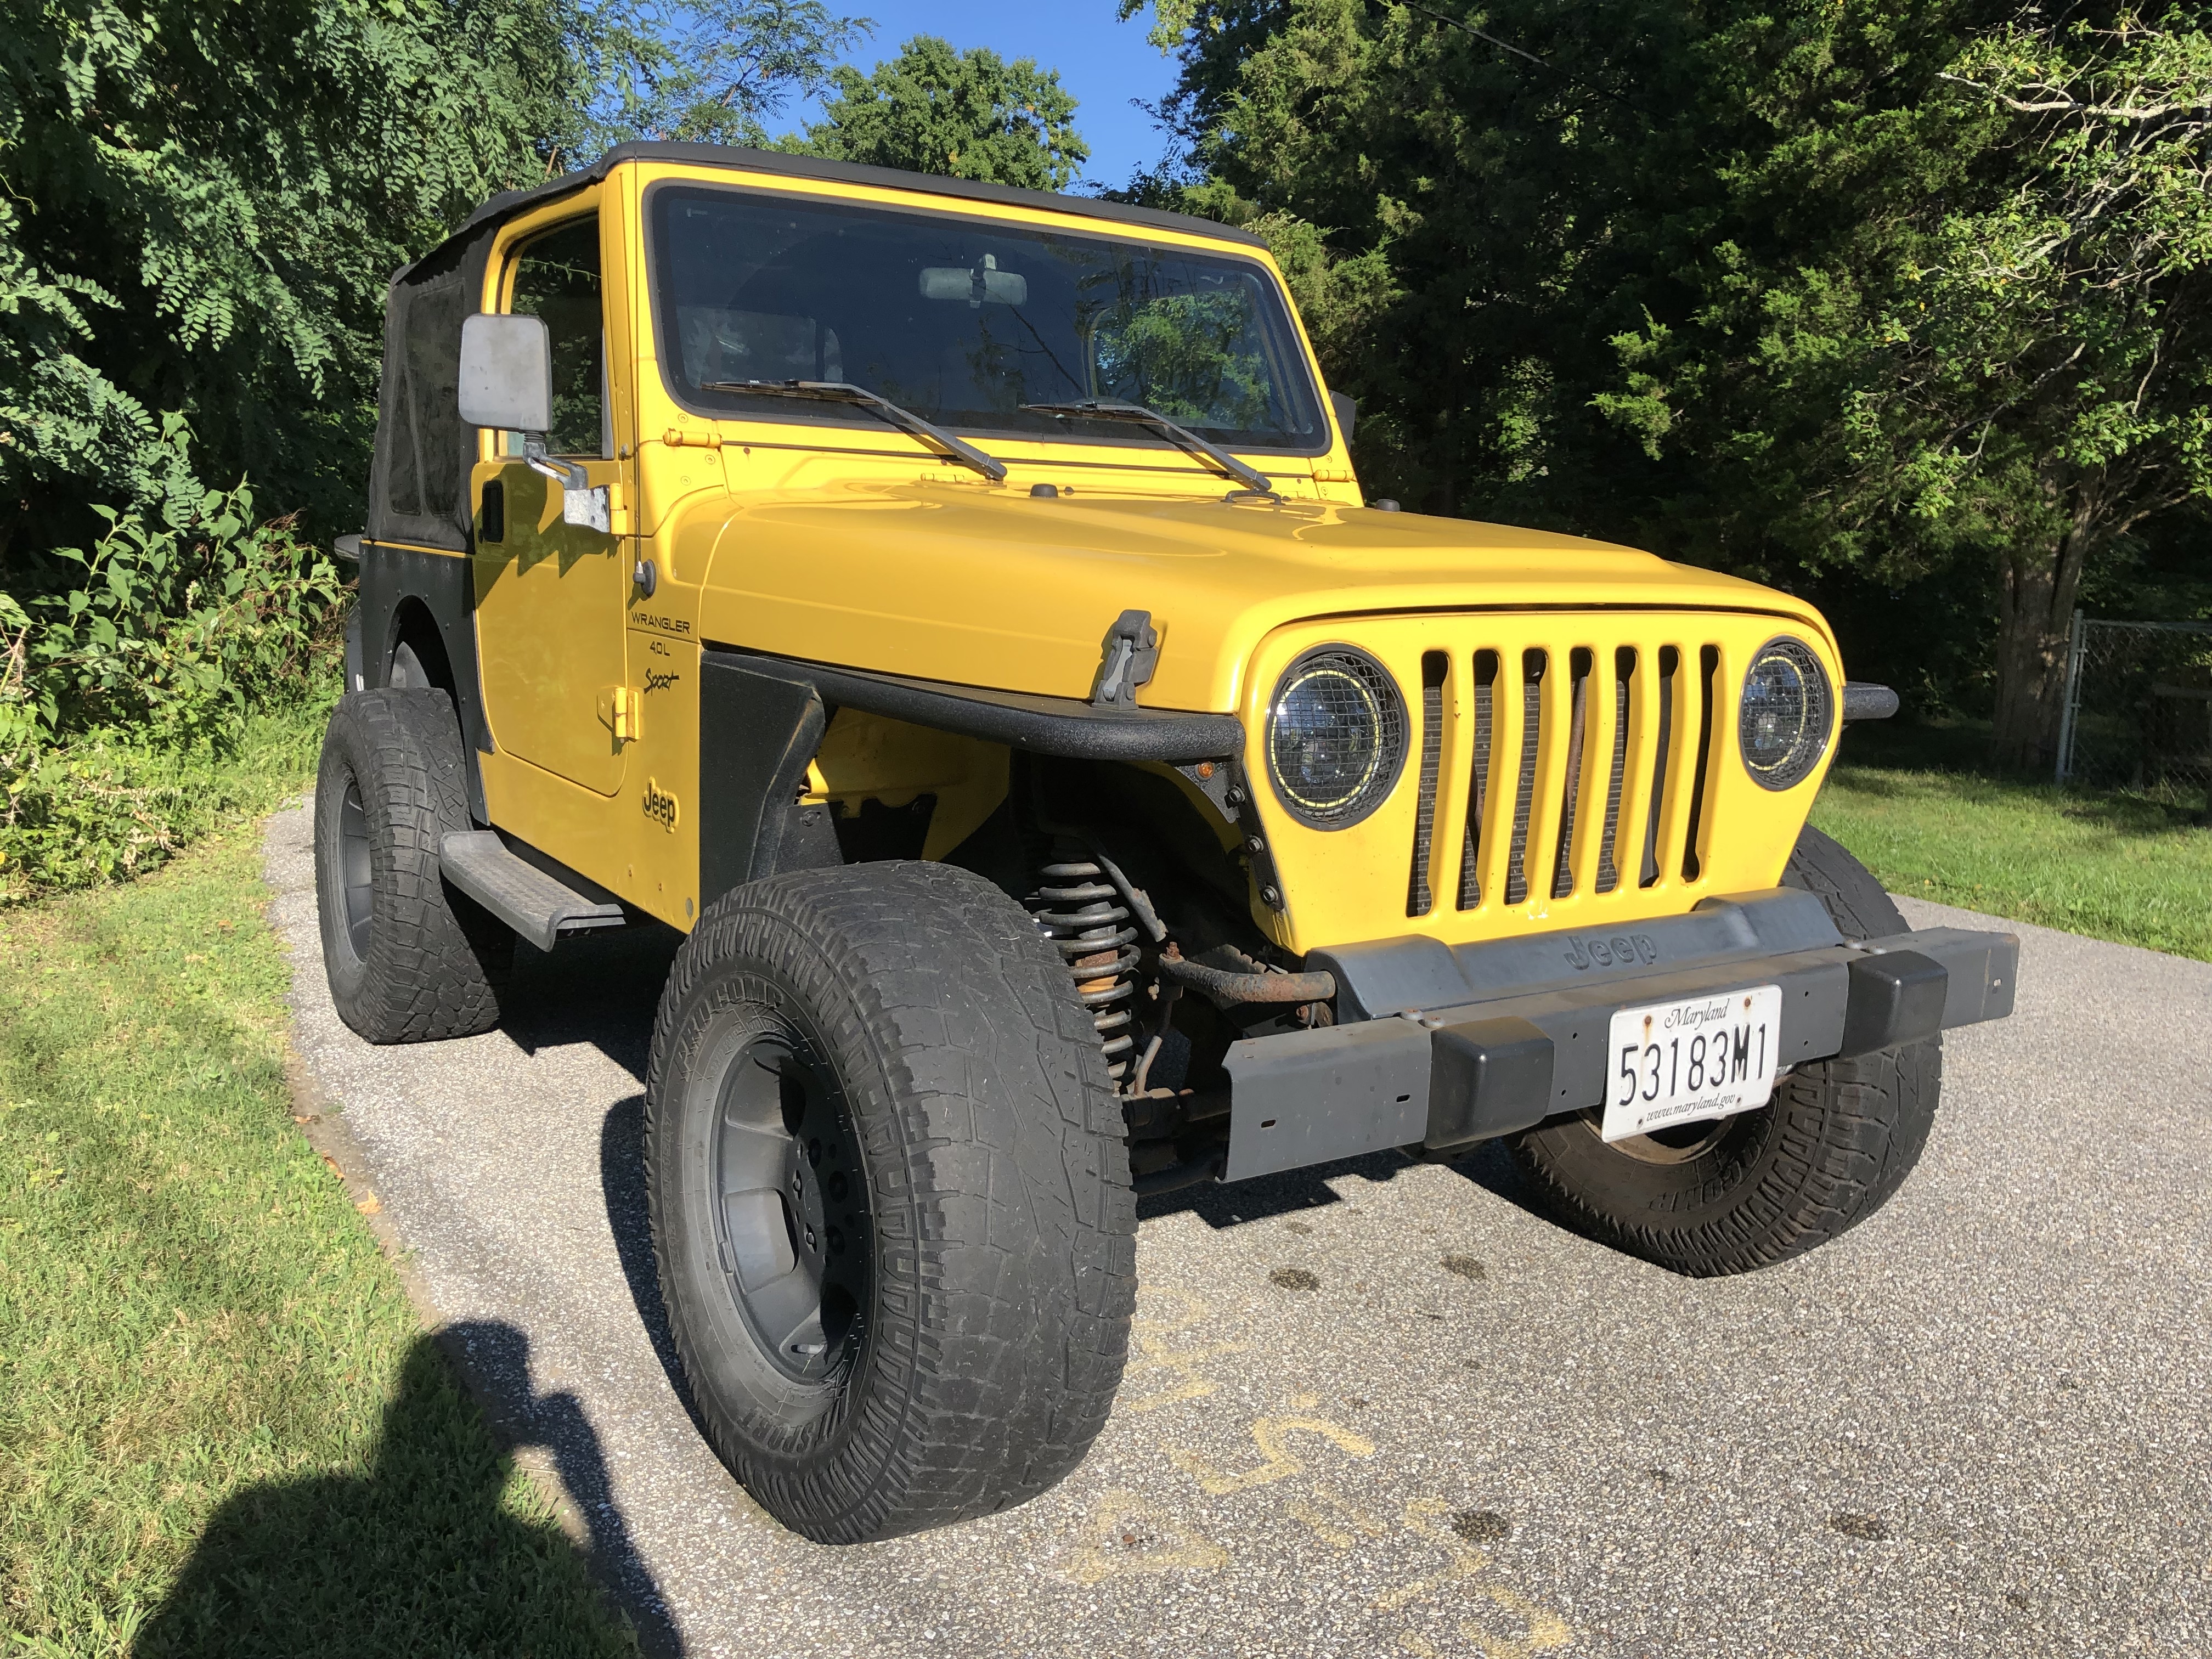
[598,685,641,742]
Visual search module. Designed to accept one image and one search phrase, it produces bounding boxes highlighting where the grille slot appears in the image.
[1596,646,1633,893]
[1641,645,1678,888]
[1502,650,1545,906]
[1550,647,1593,899]
[1457,650,1498,909]
[1406,651,1447,917]
[1683,644,1720,882]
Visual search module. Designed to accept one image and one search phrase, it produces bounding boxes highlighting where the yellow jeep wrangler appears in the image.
[316,142,2017,1544]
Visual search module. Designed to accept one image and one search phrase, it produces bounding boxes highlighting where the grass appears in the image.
[1812,734,2212,963]
[0,787,635,1654]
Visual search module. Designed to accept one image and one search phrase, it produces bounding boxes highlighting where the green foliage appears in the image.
[0,413,342,899]
[0,0,895,901]
[1599,9,2212,762]
[567,0,870,155]
[1,423,342,749]
[787,35,1090,191]
[0,0,578,565]
[1129,1,2212,763]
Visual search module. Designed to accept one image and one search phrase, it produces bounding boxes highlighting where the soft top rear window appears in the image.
[648,184,1326,453]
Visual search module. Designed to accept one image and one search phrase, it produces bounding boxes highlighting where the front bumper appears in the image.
[1218,888,2016,1182]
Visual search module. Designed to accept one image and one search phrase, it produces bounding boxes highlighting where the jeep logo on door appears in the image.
[1563,932,1660,972]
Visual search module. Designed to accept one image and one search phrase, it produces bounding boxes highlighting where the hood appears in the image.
[687,481,1831,713]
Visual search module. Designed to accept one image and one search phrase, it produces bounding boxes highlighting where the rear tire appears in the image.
[313,689,512,1043]
[1505,824,1941,1276]
[645,860,1137,1544]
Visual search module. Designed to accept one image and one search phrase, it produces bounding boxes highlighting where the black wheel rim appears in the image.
[338,776,374,961]
[710,1029,870,1384]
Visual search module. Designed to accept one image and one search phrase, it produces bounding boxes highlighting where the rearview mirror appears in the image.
[458,313,553,432]
[918,264,1028,306]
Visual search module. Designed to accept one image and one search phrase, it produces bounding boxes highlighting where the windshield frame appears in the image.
[641,178,1331,459]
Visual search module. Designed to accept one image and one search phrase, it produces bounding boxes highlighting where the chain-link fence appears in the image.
[2055,614,2212,806]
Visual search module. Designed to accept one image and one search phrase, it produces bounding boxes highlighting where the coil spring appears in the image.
[1029,856,1141,1081]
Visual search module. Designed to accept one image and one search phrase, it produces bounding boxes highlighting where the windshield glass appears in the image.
[648,184,1325,453]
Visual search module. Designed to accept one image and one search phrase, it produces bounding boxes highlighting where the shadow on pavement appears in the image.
[1137,1148,1410,1228]
[600,1094,711,1443]
[1135,1138,1547,1231]
[137,1322,680,1659]
[496,924,679,1075]
[1433,1137,1544,1213]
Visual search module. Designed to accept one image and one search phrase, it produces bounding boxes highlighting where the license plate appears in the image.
[1601,985,1783,1142]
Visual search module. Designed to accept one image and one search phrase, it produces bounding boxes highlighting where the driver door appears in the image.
[472,209,631,797]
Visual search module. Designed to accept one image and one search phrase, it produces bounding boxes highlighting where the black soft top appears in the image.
[367,143,1265,552]
[442,140,1265,264]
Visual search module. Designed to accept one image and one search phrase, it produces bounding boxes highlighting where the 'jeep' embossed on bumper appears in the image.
[1559,930,1660,972]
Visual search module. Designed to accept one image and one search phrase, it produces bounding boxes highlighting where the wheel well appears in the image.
[387,598,456,696]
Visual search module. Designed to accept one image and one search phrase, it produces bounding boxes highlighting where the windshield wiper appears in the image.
[1019,399,1272,494]
[699,379,1007,482]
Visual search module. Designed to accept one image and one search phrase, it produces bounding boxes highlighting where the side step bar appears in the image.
[439,831,625,952]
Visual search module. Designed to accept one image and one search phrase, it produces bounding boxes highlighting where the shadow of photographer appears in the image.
[138,1321,679,1657]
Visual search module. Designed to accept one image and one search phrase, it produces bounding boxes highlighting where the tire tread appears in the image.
[313,690,508,1043]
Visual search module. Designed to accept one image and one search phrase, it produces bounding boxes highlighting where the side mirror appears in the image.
[458,313,554,433]
[456,313,592,503]
[1330,390,1358,441]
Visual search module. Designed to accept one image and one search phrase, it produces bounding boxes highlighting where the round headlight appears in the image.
[1739,637,1834,790]
[1266,647,1407,828]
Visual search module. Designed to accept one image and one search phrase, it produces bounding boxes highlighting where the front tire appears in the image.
[312,689,512,1043]
[1505,824,1941,1276]
[645,861,1137,1543]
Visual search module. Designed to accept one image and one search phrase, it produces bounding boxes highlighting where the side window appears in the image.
[509,217,606,458]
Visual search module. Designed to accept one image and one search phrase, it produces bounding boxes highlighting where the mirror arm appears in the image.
[523,432,590,492]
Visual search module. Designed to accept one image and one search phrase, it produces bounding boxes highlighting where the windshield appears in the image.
[648,184,1326,453]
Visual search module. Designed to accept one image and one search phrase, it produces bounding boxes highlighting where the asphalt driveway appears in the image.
[262,803,2212,1658]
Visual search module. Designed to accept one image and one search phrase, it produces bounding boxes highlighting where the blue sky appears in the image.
[781,2,1183,190]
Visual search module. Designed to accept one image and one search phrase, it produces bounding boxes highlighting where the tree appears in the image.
[0,0,870,581]
[0,0,577,574]
[566,0,871,160]
[1854,15,2212,764]
[1126,1,2212,763]
[788,35,1089,191]
[2,0,874,755]
[1601,9,2212,765]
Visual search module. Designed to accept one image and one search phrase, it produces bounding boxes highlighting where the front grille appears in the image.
[1404,631,1724,918]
